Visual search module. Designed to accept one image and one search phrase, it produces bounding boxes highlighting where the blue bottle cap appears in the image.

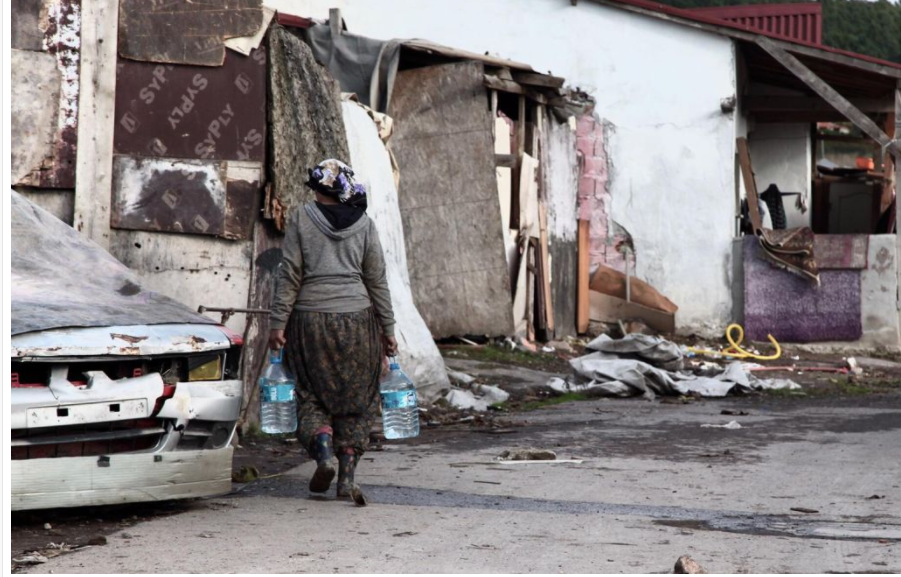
[270,348,283,364]
[388,355,400,370]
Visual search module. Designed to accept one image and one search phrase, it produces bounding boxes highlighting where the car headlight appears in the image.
[187,355,222,381]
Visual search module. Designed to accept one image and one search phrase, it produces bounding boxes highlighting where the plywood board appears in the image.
[114,48,267,162]
[111,156,260,240]
[11,50,61,184]
[389,61,514,338]
[118,0,262,66]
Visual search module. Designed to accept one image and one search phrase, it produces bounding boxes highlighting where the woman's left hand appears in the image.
[382,335,398,357]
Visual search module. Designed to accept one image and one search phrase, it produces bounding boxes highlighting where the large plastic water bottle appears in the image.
[259,349,297,434]
[380,357,419,439]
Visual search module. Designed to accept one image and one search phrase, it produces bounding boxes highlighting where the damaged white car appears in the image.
[11,191,244,510]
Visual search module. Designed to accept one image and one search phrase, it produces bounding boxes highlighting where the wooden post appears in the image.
[736,137,763,233]
[577,219,590,334]
[73,0,119,249]
[895,82,901,319]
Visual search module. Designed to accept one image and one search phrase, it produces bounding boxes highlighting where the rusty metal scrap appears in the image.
[118,0,263,67]
[12,0,81,188]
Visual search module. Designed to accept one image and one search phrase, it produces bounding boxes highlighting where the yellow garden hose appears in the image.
[687,323,781,361]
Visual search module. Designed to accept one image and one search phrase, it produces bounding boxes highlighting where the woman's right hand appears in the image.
[269,329,286,351]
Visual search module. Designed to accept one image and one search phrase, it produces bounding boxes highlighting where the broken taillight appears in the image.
[218,326,244,347]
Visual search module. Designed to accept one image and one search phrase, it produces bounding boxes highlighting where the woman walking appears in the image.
[269,159,397,502]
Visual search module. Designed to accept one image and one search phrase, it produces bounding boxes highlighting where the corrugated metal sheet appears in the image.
[691,3,821,45]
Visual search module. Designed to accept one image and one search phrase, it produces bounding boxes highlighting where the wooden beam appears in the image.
[511,71,566,89]
[895,81,900,319]
[881,111,896,214]
[757,37,896,154]
[73,0,119,249]
[744,95,894,114]
[484,74,523,95]
[736,137,763,233]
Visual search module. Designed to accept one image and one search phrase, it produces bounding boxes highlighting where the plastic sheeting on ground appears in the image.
[342,101,449,401]
[549,334,800,399]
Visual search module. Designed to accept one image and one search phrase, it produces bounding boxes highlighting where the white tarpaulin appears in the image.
[549,334,800,399]
[342,101,449,401]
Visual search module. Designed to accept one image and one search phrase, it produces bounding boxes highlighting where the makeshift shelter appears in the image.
[272,0,901,349]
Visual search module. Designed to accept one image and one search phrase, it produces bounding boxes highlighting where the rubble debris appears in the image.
[701,421,742,430]
[546,340,575,353]
[471,384,510,404]
[673,555,707,574]
[588,334,683,370]
[498,448,557,461]
[43,523,52,530]
[445,389,491,412]
[721,410,750,416]
[846,357,864,376]
[12,552,48,565]
[447,370,476,386]
[232,464,260,483]
[865,495,885,500]
[790,507,819,514]
[549,333,800,400]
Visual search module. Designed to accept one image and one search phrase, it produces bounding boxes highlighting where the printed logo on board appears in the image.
[235,73,253,95]
[120,112,140,134]
[161,189,180,209]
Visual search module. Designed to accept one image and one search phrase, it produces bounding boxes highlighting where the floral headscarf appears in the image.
[306,159,368,208]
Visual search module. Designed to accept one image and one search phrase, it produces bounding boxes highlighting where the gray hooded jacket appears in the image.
[269,203,395,336]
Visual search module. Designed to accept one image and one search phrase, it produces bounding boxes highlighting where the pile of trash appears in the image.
[546,334,800,399]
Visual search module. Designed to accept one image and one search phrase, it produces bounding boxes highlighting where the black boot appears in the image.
[308,432,335,494]
[337,450,367,506]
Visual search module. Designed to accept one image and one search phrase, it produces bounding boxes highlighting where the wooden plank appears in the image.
[881,112,896,214]
[511,95,527,230]
[484,74,524,95]
[589,292,676,334]
[744,95,893,113]
[757,37,896,153]
[73,0,119,249]
[511,71,566,89]
[538,203,554,332]
[577,219,590,334]
[736,137,763,233]
[895,82,900,314]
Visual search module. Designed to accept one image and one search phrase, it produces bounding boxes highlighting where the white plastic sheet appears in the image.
[342,102,450,401]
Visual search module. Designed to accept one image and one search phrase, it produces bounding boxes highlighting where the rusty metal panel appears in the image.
[111,156,261,240]
[114,48,266,163]
[118,0,262,67]
[13,0,80,188]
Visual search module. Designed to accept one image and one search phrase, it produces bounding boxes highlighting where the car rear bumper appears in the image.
[11,447,234,511]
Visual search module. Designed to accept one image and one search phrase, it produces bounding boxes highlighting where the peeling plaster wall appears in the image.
[267,0,739,334]
[860,235,900,349]
[109,231,254,334]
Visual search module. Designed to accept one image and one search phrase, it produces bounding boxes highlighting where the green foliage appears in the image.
[654,0,901,64]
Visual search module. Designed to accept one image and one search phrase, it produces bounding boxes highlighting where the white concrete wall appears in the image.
[861,235,900,350]
[269,0,739,335]
[748,123,812,229]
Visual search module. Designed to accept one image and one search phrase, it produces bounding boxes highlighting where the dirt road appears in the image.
[14,388,901,573]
